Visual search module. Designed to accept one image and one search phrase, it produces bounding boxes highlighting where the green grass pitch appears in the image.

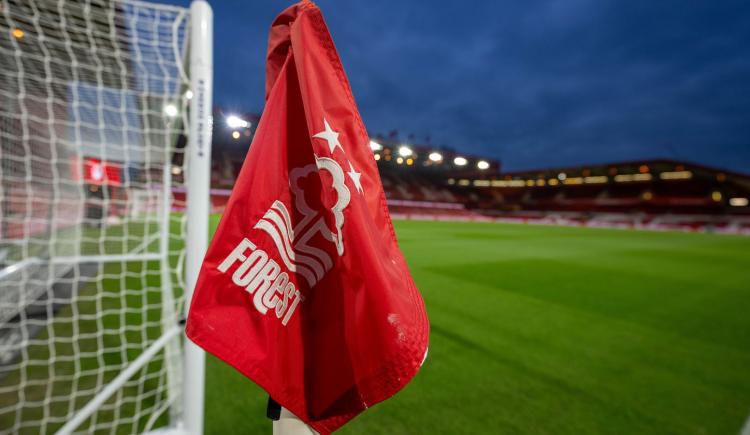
[204,218,750,434]
[1,218,748,433]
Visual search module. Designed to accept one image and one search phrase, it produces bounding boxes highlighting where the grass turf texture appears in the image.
[204,218,750,434]
[2,218,748,433]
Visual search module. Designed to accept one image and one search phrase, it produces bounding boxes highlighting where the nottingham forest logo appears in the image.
[215,118,364,327]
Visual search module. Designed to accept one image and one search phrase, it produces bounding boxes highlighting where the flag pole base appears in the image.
[271,406,318,435]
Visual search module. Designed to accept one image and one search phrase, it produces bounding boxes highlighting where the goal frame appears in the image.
[48,1,213,434]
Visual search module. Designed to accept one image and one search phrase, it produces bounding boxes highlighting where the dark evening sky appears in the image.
[170,0,750,172]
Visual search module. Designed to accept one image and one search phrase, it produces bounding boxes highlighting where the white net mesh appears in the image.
[0,0,193,432]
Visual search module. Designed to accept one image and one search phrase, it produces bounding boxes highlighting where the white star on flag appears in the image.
[313,118,343,154]
[347,161,363,194]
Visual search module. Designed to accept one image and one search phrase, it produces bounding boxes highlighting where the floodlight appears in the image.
[163,104,178,117]
[369,140,383,151]
[226,114,249,129]
[453,156,467,166]
[477,160,490,170]
[428,152,443,162]
[398,146,413,157]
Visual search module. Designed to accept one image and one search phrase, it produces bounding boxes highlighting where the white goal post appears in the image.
[0,0,212,433]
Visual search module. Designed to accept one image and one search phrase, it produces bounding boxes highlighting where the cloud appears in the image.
[169,0,750,173]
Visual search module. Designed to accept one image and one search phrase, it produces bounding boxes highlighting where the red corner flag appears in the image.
[185,1,429,432]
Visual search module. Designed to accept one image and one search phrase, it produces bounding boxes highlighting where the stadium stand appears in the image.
[455,160,750,234]
[189,112,750,235]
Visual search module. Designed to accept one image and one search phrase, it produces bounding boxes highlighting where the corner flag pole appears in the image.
[184,1,213,434]
[268,397,316,434]
[273,407,317,435]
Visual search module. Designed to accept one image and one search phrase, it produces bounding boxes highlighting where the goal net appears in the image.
[0,0,210,433]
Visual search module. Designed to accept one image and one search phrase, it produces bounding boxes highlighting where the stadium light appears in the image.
[729,197,748,207]
[615,174,651,182]
[398,146,413,157]
[660,171,692,180]
[477,160,490,170]
[428,152,443,162]
[454,156,467,166]
[584,176,608,184]
[226,114,250,129]
[163,103,178,118]
[369,140,383,151]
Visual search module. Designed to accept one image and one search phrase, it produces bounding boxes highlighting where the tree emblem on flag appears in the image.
[254,154,351,289]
